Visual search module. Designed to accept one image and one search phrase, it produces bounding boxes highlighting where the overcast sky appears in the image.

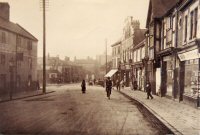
[1,0,149,60]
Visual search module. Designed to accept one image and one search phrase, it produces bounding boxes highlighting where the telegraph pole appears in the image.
[105,39,107,74]
[42,0,48,94]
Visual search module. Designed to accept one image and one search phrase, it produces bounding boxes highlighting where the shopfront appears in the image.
[163,56,174,97]
[135,66,145,91]
[178,49,200,107]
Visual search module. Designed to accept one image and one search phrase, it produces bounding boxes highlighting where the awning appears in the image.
[104,69,118,78]
[178,49,200,61]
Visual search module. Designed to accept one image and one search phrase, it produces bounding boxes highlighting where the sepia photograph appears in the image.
[0,0,200,135]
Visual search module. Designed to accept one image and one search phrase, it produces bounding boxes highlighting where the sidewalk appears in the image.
[0,89,55,103]
[119,87,200,135]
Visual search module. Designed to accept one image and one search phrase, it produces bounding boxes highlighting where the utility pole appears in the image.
[41,0,48,94]
[105,39,107,74]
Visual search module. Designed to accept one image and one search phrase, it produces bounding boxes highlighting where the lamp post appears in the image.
[9,58,14,100]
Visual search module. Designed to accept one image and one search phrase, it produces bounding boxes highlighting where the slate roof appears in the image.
[0,17,38,41]
[146,0,180,27]
[152,0,179,18]
[133,29,146,46]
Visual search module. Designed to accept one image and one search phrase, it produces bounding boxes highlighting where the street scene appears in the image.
[0,84,172,135]
[0,0,200,135]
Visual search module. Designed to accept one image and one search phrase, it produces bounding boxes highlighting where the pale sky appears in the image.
[1,0,149,60]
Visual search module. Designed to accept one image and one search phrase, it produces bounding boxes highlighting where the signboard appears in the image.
[198,72,200,107]
[125,65,131,70]
[178,49,200,61]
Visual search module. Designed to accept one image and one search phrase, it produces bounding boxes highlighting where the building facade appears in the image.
[146,0,200,107]
[120,17,141,87]
[0,3,38,95]
[132,39,146,91]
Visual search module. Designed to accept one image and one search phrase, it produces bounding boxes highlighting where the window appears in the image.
[156,23,160,37]
[28,58,32,69]
[172,16,176,31]
[0,74,6,89]
[27,40,32,50]
[118,46,120,54]
[17,36,21,46]
[184,15,188,42]
[0,54,5,65]
[190,11,194,39]
[2,32,6,43]
[17,53,23,61]
[194,8,198,38]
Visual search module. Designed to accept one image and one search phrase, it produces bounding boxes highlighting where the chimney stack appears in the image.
[0,3,10,21]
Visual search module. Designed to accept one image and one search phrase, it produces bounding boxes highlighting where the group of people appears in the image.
[81,77,153,100]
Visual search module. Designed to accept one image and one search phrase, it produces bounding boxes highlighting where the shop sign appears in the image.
[163,56,172,61]
[125,65,131,70]
[121,65,125,70]
[178,49,200,61]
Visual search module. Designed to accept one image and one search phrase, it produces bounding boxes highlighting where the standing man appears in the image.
[106,77,112,99]
[146,81,153,99]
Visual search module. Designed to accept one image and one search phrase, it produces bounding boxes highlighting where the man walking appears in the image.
[116,79,120,91]
[146,81,153,99]
[106,77,112,99]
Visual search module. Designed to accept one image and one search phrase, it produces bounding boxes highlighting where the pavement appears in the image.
[0,87,55,103]
[118,87,200,135]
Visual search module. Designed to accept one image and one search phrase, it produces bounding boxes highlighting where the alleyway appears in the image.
[0,84,172,135]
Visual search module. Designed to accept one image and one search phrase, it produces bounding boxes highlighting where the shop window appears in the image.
[184,63,199,97]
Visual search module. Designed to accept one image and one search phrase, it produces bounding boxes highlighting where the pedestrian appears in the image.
[106,77,112,99]
[116,79,120,91]
[121,80,124,89]
[81,79,86,94]
[36,80,40,90]
[146,81,153,99]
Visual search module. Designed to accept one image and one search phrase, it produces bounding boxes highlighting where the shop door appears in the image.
[156,68,161,95]
[161,62,167,97]
[179,61,185,101]
[173,68,179,99]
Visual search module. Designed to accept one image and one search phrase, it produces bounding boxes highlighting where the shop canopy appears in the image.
[104,69,118,78]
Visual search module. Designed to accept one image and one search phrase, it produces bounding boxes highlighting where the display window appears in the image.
[184,59,199,98]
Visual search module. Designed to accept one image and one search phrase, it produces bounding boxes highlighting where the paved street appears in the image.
[0,84,172,135]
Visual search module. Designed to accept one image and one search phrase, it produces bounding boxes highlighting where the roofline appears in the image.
[16,24,38,41]
[178,0,194,11]
[132,39,145,50]
[0,25,37,42]
[111,41,121,47]
[146,0,152,28]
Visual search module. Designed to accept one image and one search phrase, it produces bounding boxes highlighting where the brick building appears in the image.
[0,3,38,95]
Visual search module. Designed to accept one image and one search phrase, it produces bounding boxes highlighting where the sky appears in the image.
[1,0,149,60]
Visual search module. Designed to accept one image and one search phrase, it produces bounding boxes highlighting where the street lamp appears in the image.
[9,58,14,100]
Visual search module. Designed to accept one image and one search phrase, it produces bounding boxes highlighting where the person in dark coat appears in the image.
[146,81,153,99]
[106,77,112,99]
[81,80,86,93]
[116,79,120,91]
